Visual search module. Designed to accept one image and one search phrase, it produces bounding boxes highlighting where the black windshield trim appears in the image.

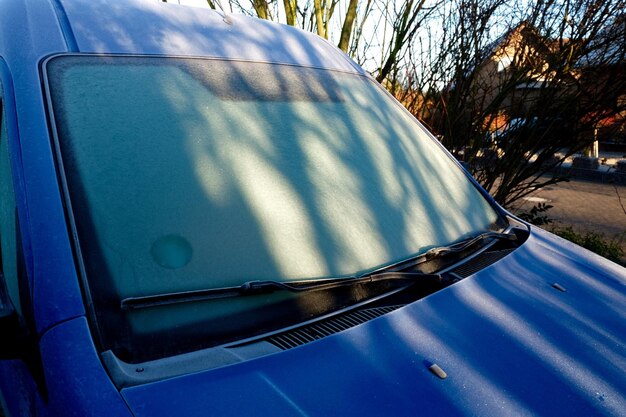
[120,271,446,311]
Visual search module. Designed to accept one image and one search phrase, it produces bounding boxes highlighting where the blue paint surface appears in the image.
[0,1,624,416]
[121,228,626,416]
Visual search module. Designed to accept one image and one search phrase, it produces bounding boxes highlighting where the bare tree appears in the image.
[375,0,431,83]
[400,0,626,207]
[162,0,626,208]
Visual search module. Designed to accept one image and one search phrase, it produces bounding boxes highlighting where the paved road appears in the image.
[512,178,626,257]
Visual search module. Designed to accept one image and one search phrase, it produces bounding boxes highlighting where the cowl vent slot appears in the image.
[449,248,514,279]
[266,305,403,350]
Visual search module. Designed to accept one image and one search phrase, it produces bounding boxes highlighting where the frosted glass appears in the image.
[48,57,501,302]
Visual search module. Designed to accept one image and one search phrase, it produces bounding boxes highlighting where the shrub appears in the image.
[553,227,624,265]
[518,203,553,226]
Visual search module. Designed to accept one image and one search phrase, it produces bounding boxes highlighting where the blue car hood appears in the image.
[122,227,626,416]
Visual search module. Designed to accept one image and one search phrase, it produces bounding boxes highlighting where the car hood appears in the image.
[121,227,626,416]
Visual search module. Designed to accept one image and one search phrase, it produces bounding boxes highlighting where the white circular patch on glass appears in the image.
[151,234,193,269]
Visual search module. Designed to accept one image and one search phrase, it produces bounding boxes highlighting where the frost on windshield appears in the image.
[47,56,501,335]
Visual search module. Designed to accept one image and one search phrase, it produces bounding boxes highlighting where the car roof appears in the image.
[0,0,362,74]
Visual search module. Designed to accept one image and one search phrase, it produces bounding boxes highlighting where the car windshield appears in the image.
[45,55,503,361]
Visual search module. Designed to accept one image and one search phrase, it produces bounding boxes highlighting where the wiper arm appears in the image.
[120,271,443,311]
[374,230,517,273]
[423,231,516,259]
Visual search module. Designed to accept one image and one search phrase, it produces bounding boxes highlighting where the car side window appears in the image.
[0,80,21,316]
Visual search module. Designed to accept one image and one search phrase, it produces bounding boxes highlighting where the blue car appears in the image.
[1,0,625,416]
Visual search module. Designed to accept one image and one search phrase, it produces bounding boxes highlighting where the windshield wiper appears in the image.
[120,231,516,311]
[120,271,444,311]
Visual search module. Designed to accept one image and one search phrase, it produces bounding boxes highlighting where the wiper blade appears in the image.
[120,271,443,311]
[120,231,516,311]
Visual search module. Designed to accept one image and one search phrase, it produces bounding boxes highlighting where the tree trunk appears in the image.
[252,0,269,20]
[313,0,326,37]
[283,0,297,26]
[338,0,359,52]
